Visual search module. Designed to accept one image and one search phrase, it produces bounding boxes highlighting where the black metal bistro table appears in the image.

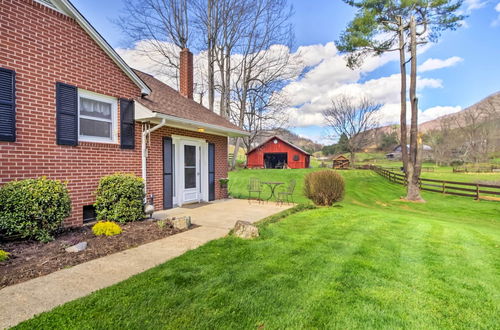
[262,181,284,201]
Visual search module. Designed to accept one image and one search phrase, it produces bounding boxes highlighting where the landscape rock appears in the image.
[233,220,259,239]
[171,216,191,230]
[65,242,87,253]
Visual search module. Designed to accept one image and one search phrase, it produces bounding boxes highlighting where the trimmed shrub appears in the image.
[0,250,10,262]
[94,173,145,223]
[304,170,345,206]
[0,177,71,242]
[92,221,122,236]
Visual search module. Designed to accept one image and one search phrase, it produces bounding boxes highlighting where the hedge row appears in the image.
[0,173,145,242]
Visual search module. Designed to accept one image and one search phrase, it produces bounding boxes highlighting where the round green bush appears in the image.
[94,173,145,223]
[304,170,345,206]
[0,177,71,242]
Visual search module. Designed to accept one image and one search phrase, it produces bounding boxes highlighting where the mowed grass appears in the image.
[228,168,324,203]
[16,170,500,329]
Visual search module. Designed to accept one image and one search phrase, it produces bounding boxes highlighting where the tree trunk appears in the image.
[232,137,242,169]
[397,16,409,175]
[231,66,249,169]
[207,0,215,112]
[218,46,226,117]
[224,45,231,118]
[406,16,424,202]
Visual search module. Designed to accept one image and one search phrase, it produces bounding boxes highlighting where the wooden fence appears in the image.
[371,166,500,201]
[453,165,500,173]
[381,166,435,172]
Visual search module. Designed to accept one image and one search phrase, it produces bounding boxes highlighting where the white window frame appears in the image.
[77,89,118,143]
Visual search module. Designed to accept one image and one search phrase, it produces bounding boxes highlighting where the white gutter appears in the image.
[142,119,167,196]
[147,112,249,137]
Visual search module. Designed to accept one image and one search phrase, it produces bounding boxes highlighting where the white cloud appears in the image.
[418,56,463,72]
[117,40,455,136]
[464,0,487,12]
[492,2,500,26]
[376,104,462,126]
[419,106,462,123]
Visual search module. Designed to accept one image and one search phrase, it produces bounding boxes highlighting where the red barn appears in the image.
[246,136,311,169]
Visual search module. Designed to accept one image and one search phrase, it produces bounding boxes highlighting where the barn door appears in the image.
[163,137,173,209]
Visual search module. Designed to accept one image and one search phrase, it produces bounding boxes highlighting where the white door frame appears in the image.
[171,135,209,207]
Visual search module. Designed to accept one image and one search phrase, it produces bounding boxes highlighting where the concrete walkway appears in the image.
[0,199,292,329]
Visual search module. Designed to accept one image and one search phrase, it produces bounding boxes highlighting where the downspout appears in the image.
[142,118,167,198]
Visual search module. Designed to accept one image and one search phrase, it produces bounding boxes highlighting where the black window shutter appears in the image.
[56,82,78,146]
[208,143,215,201]
[163,137,174,209]
[0,68,16,142]
[120,98,135,149]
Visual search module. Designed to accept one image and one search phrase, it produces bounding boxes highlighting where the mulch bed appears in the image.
[0,220,194,289]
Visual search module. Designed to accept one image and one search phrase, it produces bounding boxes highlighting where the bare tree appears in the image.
[454,100,499,163]
[227,0,295,168]
[118,0,190,87]
[323,95,381,164]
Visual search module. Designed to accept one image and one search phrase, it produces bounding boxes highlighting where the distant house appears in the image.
[246,136,311,169]
[332,155,350,169]
[386,144,432,160]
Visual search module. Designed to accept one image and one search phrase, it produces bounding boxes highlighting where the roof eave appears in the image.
[52,0,151,95]
[137,110,249,138]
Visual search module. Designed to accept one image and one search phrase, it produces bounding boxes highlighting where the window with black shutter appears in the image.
[120,98,135,149]
[0,68,16,142]
[56,82,78,146]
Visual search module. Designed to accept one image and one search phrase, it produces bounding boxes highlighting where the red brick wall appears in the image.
[146,127,228,211]
[247,138,309,169]
[0,0,228,226]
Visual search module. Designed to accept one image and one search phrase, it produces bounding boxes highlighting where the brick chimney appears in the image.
[179,48,193,99]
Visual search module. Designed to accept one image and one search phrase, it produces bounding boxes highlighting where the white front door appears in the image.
[181,142,200,204]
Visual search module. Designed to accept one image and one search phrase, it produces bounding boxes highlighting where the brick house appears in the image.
[0,0,247,226]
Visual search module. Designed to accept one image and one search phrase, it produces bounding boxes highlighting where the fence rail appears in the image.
[371,166,500,201]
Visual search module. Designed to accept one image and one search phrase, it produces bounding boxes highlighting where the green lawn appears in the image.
[16,170,500,329]
[228,168,323,203]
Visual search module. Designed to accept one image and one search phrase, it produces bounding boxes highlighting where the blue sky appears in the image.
[73,0,500,143]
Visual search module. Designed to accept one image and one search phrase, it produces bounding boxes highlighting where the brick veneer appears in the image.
[0,0,228,226]
[146,127,228,212]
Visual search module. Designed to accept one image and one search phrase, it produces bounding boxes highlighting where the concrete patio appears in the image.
[0,199,292,329]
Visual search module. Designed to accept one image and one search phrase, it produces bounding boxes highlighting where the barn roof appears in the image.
[332,154,349,161]
[246,136,312,156]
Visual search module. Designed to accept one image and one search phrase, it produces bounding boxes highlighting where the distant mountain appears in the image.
[358,91,500,150]
[419,91,500,133]
[251,128,323,153]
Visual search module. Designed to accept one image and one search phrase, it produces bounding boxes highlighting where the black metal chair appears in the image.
[248,177,263,203]
[277,179,296,205]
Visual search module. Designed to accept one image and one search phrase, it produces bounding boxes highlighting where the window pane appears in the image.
[184,145,196,166]
[80,118,111,138]
[184,168,196,189]
[80,97,112,120]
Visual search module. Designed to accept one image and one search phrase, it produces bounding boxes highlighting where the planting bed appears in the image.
[0,220,193,288]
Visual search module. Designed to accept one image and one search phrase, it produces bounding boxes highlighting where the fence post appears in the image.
[442,182,446,194]
[476,184,480,200]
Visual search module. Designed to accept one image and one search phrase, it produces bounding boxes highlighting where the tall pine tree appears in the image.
[337,0,464,201]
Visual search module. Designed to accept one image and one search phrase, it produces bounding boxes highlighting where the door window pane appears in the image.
[80,118,111,138]
[184,145,197,189]
[184,145,196,166]
[185,168,196,189]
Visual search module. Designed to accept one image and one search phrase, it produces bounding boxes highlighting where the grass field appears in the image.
[16,170,500,329]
